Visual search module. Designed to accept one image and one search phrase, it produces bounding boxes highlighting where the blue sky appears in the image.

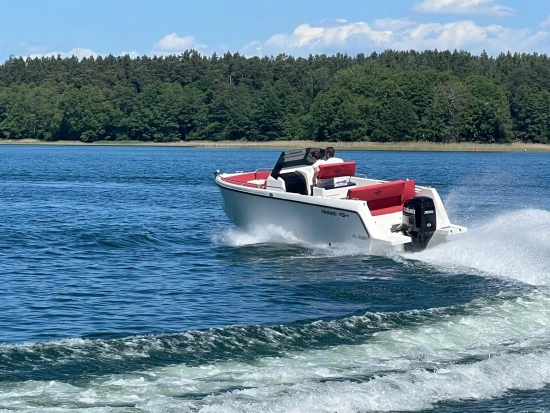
[1,0,549,62]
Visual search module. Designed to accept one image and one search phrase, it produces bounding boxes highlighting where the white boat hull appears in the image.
[215,149,466,253]
[218,184,371,249]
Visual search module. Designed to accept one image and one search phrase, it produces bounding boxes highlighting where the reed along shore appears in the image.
[1,139,549,152]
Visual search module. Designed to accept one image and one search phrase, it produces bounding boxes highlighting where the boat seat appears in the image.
[317,161,356,179]
[221,171,273,189]
[316,161,356,189]
[255,171,271,180]
[317,181,357,191]
[347,180,416,216]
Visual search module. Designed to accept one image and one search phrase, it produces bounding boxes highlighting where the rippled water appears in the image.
[0,145,549,412]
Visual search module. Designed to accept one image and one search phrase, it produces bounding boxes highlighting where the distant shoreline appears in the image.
[1,139,549,152]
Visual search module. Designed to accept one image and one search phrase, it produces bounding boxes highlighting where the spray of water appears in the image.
[408,208,550,285]
[212,225,304,247]
[211,224,365,258]
[214,208,550,283]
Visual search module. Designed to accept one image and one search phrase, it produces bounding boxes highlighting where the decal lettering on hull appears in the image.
[321,209,349,218]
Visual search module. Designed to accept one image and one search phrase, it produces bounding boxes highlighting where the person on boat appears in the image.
[311,151,324,167]
[313,147,344,187]
[324,147,343,164]
[310,151,324,194]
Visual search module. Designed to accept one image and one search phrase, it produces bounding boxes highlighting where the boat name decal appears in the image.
[321,210,349,218]
[404,207,415,214]
[352,234,368,241]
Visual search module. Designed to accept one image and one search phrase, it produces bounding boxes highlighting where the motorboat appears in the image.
[214,148,466,253]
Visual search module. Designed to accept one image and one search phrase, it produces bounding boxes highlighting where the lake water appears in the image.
[0,145,549,412]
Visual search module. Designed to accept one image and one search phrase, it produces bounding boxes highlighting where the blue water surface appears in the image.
[0,145,549,412]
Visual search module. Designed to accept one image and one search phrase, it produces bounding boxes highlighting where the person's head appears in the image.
[325,147,335,159]
[312,151,321,161]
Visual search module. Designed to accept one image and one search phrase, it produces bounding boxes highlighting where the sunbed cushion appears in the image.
[347,180,416,216]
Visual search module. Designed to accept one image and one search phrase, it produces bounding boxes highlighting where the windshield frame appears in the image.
[270,148,325,179]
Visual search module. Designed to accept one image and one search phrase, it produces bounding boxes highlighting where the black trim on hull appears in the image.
[215,179,371,238]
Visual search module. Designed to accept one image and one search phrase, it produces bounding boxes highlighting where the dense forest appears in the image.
[0,49,549,144]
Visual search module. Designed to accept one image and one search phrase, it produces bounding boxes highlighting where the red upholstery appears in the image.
[369,205,403,216]
[347,180,416,216]
[402,179,416,204]
[222,171,270,188]
[225,172,257,183]
[255,171,271,180]
[317,162,356,179]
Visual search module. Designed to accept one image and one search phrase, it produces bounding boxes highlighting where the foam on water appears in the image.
[211,224,365,258]
[408,208,550,285]
[212,209,550,279]
[148,351,550,412]
[3,291,550,411]
[212,225,305,247]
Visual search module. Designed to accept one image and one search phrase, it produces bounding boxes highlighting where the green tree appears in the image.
[511,85,549,143]
[425,81,469,142]
[224,85,258,141]
[59,85,111,142]
[371,97,419,142]
[461,75,512,143]
[253,86,284,141]
[311,88,373,142]
[0,84,61,140]
[179,85,208,140]
[138,81,183,142]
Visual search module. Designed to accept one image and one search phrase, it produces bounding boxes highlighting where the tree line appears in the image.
[0,49,549,144]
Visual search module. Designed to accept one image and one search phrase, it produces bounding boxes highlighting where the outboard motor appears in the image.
[402,196,437,252]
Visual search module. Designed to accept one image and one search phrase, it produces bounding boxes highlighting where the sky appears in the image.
[1,0,549,62]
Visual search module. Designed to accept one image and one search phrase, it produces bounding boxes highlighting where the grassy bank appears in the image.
[1,139,549,152]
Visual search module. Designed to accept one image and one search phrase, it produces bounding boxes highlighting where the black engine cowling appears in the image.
[402,196,437,252]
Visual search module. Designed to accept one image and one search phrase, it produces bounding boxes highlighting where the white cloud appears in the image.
[541,15,550,29]
[243,17,550,57]
[23,32,207,61]
[151,33,206,55]
[29,48,100,59]
[153,33,196,51]
[372,18,416,31]
[241,40,263,57]
[119,51,140,59]
[412,0,514,16]
[392,20,540,52]
[28,48,141,60]
[249,21,393,55]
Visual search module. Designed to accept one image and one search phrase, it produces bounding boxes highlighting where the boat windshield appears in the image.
[270,148,325,179]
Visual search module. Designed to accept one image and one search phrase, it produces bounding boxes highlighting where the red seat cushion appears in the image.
[402,179,416,204]
[347,180,416,216]
[348,180,406,202]
[371,205,404,216]
[256,171,271,180]
[222,172,269,188]
[224,172,257,183]
[317,162,356,179]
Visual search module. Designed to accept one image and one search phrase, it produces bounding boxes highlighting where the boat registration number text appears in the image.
[321,209,349,218]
